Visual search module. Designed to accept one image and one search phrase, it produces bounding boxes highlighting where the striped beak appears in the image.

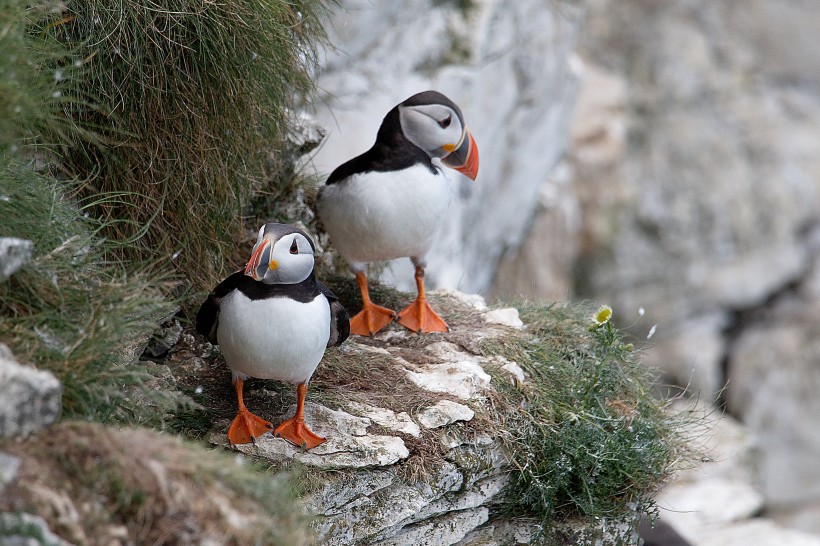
[244,238,272,280]
[441,129,479,181]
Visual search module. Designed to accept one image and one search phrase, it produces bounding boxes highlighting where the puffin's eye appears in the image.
[438,115,452,129]
[289,239,299,254]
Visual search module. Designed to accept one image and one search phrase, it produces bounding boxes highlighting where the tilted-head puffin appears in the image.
[316,90,479,336]
[196,222,349,449]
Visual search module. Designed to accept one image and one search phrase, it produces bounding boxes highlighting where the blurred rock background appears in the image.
[309,0,820,539]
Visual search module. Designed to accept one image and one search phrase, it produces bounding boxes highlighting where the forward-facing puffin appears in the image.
[316,90,479,336]
[196,223,349,449]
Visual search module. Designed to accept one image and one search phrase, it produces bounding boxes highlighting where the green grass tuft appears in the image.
[0,0,88,155]
[483,303,683,542]
[39,0,330,289]
[0,160,190,423]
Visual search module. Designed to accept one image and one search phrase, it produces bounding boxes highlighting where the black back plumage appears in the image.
[195,270,349,348]
[324,105,438,186]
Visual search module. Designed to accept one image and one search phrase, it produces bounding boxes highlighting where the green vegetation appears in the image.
[45,0,329,288]
[0,163,189,422]
[483,303,683,541]
[0,0,82,151]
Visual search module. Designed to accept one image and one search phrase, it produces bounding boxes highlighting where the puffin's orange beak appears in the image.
[244,239,271,280]
[442,129,479,181]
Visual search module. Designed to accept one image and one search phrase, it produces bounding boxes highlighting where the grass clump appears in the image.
[484,303,682,542]
[43,0,329,288]
[0,421,311,545]
[0,161,189,423]
[0,0,86,153]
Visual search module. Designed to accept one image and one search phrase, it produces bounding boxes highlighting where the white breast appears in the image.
[217,291,331,384]
[317,164,454,266]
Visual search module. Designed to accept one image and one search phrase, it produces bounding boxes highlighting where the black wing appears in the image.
[318,281,350,347]
[195,271,244,345]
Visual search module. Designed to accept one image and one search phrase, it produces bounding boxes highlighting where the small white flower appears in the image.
[592,305,613,326]
[52,90,62,98]
[638,307,645,317]
[54,69,63,82]
[647,324,657,339]
[195,386,203,394]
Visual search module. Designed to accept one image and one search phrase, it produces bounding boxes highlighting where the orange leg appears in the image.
[397,266,448,333]
[274,383,325,450]
[228,378,274,445]
[349,271,396,336]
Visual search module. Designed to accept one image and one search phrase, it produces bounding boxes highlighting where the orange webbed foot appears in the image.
[274,417,325,450]
[349,303,396,336]
[228,409,274,445]
[397,297,448,334]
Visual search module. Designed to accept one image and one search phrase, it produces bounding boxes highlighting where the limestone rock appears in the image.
[374,507,489,546]
[497,357,526,383]
[221,431,409,470]
[289,110,327,155]
[416,400,475,429]
[697,519,820,546]
[724,306,820,533]
[294,402,371,437]
[656,478,764,530]
[0,237,33,282]
[347,401,421,438]
[483,308,524,329]
[0,452,20,497]
[405,360,490,401]
[212,402,409,470]
[313,462,466,545]
[412,475,508,523]
[306,469,396,516]
[0,344,61,438]
[402,342,492,400]
[458,519,540,546]
[436,290,488,312]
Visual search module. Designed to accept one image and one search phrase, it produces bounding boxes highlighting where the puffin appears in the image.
[316,90,479,336]
[196,222,349,449]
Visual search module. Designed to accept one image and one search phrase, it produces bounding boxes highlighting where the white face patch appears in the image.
[399,104,465,158]
[259,233,315,285]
